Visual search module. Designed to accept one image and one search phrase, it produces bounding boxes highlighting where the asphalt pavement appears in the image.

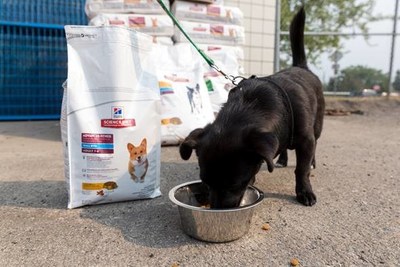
[0,100,399,266]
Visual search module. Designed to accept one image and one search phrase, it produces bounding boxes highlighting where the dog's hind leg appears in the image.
[294,135,317,206]
[275,150,288,168]
[311,157,316,169]
[311,141,317,169]
[311,138,317,169]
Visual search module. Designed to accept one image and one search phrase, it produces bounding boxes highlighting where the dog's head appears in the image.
[180,125,278,208]
[127,138,147,163]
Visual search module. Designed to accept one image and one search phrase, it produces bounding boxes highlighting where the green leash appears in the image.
[156,0,242,85]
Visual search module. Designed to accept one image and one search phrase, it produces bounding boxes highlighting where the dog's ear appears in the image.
[247,131,279,173]
[179,128,206,160]
[127,143,134,152]
[140,138,147,148]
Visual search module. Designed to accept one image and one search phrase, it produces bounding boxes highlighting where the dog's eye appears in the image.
[140,150,143,153]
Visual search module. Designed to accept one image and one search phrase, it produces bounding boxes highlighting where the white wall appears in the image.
[224,0,276,76]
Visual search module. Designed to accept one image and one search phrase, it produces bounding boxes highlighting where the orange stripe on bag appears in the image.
[82,183,105,190]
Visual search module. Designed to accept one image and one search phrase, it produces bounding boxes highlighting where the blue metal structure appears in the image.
[0,0,87,120]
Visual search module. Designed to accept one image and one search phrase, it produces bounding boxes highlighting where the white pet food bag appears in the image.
[155,43,215,145]
[62,26,161,209]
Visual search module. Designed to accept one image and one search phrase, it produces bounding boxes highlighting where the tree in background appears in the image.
[326,65,387,94]
[393,70,400,92]
[279,0,376,68]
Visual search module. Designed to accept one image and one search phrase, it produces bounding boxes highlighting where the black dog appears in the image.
[179,7,325,208]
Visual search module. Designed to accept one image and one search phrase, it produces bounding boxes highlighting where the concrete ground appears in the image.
[0,99,399,266]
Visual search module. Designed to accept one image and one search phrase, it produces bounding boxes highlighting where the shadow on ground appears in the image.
[0,180,67,209]
[0,160,300,249]
[0,120,61,142]
[78,161,205,248]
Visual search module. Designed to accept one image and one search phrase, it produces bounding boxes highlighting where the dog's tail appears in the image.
[290,7,308,69]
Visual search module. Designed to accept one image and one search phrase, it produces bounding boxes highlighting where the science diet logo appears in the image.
[101,106,135,128]
[112,107,123,119]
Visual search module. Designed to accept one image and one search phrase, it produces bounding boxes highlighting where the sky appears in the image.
[308,0,400,84]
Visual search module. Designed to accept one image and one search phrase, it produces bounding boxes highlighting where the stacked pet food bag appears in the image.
[85,0,174,45]
[85,0,245,145]
[172,0,245,113]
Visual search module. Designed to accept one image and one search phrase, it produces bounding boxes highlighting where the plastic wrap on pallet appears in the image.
[173,20,244,46]
[85,0,170,18]
[89,14,174,36]
[198,44,244,113]
[172,0,243,25]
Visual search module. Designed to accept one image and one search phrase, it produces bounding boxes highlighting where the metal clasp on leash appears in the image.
[210,64,244,86]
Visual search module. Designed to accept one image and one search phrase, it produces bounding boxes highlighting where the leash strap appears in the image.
[156,0,241,85]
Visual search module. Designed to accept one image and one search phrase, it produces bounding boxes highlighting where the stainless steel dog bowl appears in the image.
[169,180,264,242]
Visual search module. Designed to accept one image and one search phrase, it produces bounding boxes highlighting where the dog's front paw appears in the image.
[296,191,317,206]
